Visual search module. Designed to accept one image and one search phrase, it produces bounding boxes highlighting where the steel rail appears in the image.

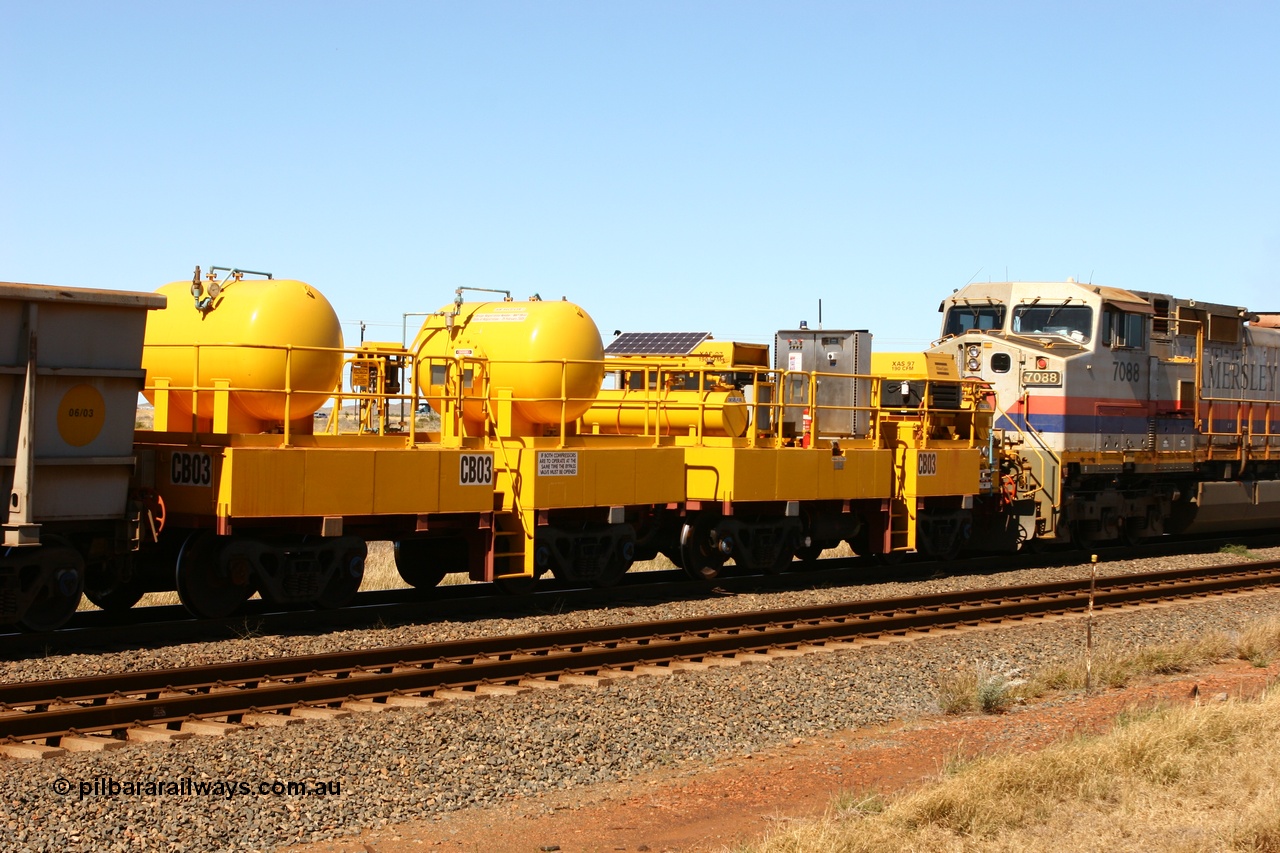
[2,561,1278,743]
[4,531,1278,655]
[2,559,1272,705]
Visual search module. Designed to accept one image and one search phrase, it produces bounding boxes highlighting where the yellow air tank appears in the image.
[583,389,749,437]
[413,299,604,434]
[142,276,343,431]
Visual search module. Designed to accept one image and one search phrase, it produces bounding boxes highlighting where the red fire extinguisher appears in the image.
[801,408,812,448]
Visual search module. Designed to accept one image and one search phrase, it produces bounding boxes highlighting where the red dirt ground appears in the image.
[285,659,1279,853]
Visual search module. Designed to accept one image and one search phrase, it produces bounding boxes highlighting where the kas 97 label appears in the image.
[458,453,494,486]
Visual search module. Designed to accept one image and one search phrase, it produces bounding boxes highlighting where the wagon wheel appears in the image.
[15,536,85,632]
[593,536,635,588]
[316,539,367,609]
[393,537,464,589]
[83,560,144,607]
[764,530,797,575]
[679,516,726,582]
[175,531,254,619]
[793,540,824,560]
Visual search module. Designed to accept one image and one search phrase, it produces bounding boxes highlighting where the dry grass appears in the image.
[754,678,1280,853]
[935,624,1280,717]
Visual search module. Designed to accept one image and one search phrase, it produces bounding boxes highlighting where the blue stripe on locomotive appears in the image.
[998,412,1269,436]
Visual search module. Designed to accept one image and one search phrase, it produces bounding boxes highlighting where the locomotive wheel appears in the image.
[176,532,254,619]
[316,539,367,609]
[1119,516,1146,547]
[680,517,726,582]
[15,537,85,632]
[393,537,465,589]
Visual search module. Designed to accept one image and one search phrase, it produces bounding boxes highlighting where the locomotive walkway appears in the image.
[2,559,1279,752]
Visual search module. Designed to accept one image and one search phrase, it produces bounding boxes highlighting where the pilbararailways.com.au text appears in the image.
[51,776,341,801]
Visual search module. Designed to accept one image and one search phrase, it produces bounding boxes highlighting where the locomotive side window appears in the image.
[1011,304,1092,343]
[1102,309,1146,349]
[943,305,1006,337]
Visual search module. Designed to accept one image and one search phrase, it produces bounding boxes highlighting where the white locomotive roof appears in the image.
[945,280,1154,313]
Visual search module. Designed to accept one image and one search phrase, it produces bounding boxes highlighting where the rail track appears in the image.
[4,532,1278,656]
[2,559,1279,752]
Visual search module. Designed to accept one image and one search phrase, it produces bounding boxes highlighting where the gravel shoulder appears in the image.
[281,656,1280,853]
[3,548,1279,852]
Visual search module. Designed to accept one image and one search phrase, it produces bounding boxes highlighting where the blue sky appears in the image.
[3,2,1276,351]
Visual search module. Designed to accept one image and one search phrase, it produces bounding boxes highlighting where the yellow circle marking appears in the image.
[58,384,106,447]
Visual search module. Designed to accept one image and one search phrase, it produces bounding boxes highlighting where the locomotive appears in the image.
[932,279,1280,549]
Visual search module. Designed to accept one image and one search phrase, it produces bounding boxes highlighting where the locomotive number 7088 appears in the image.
[1114,361,1141,383]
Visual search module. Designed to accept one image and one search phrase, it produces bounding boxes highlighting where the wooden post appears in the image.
[1086,553,1097,692]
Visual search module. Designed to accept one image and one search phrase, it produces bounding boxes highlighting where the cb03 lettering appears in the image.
[171,452,213,486]
[458,454,493,485]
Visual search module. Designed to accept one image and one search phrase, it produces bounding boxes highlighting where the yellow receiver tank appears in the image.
[582,389,749,437]
[413,300,604,431]
[142,278,343,427]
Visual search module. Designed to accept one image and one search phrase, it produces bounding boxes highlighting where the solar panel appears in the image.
[604,331,711,356]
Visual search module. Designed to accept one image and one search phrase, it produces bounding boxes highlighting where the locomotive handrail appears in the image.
[986,390,1061,514]
[1199,398,1280,472]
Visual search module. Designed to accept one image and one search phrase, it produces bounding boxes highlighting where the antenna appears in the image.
[965,267,982,286]
[818,299,823,330]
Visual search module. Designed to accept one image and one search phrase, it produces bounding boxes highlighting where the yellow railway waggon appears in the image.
[5,267,994,627]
